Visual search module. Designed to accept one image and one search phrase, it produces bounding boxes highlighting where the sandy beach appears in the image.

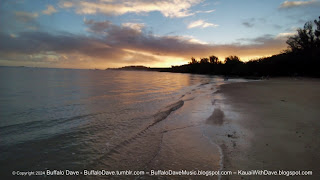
[206,78,320,179]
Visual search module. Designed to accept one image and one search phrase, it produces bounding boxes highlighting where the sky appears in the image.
[0,0,319,69]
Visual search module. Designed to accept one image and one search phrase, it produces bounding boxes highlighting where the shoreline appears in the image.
[209,78,320,179]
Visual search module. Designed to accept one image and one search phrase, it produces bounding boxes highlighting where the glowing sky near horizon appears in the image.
[0,0,319,69]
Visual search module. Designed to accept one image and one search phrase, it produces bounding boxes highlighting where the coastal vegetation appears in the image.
[114,16,320,77]
[167,16,320,77]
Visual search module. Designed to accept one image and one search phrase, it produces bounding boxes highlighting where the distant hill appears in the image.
[107,65,150,71]
[106,65,172,72]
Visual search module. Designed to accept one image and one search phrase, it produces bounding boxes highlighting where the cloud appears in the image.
[0,31,124,68]
[242,18,255,28]
[279,0,319,8]
[11,11,39,31]
[59,0,202,18]
[84,19,112,34]
[188,20,219,29]
[14,11,38,22]
[276,32,296,38]
[42,5,58,15]
[182,35,208,45]
[0,31,111,55]
[242,22,254,28]
[59,1,73,8]
[0,20,288,68]
[122,23,145,32]
[195,9,215,14]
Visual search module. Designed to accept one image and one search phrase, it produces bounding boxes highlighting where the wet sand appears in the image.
[85,80,224,180]
[208,78,320,179]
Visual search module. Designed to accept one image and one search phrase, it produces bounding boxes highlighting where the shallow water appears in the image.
[0,67,245,178]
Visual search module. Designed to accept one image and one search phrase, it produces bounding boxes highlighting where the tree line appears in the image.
[166,16,320,77]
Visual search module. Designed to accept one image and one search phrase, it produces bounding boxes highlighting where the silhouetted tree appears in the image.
[314,16,320,47]
[189,57,198,64]
[209,55,219,64]
[286,20,318,52]
[223,56,244,75]
[224,56,242,65]
[200,57,209,64]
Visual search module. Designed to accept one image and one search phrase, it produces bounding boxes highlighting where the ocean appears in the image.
[0,67,245,179]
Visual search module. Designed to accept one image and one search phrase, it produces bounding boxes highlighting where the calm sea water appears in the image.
[0,67,244,178]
